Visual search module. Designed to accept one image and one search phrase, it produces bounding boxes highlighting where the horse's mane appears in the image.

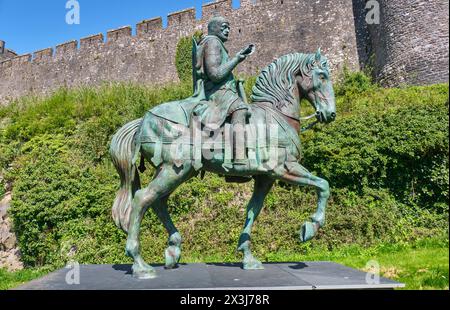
[251,53,317,109]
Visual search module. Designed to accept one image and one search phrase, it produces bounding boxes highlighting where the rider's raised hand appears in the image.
[236,44,255,62]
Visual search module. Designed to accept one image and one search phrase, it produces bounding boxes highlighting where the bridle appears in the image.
[298,76,322,133]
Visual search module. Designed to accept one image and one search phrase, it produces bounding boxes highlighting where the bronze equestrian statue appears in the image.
[110,16,336,279]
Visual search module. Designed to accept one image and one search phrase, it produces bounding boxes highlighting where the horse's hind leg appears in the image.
[151,194,183,269]
[274,163,330,243]
[126,164,194,279]
[238,175,274,270]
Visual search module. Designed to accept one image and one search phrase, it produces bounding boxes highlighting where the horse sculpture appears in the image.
[110,51,336,279]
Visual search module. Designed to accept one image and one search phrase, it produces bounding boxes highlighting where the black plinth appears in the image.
[15,262,404,290]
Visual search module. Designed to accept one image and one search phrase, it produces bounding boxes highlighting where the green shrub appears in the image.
[175,31,203,83]
[335,67,375,98]
[6,134,118,266]
[303,84,449,212]
[0,74,448,268]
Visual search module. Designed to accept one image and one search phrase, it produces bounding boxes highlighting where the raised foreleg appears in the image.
[274,163,330,242]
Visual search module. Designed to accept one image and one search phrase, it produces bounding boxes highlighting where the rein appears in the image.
[300,111,320,133]
[299,113,317,121]
[300,119,319,133]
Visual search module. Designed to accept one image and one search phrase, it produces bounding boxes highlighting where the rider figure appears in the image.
[194,16,254,167]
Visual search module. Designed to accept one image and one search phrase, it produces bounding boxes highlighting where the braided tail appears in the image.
[110,118,143,233]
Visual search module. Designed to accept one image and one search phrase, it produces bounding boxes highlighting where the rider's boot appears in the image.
[232,109,248,166]
[223,109,252,183]
[231,109,268,173]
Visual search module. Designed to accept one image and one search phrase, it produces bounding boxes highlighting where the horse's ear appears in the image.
[315,48,321,62]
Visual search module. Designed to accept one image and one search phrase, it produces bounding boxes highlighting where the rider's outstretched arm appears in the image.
[204,39,244,83]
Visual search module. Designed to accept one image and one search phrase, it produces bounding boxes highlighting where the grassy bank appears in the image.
[0,72,448,289]
[0,267,49,290]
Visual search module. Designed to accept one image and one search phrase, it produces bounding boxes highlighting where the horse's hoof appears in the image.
[132,264,157,279]
[165,246,181,269]
[243,257,265,270]
[299,221,319,243]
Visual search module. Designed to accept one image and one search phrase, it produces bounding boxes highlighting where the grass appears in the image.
[0,75,447,290]
[1,237,447,290]
[0,267,49,290]
[302,237,449,290]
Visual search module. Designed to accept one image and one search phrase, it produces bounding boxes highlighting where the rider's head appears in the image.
[208,16,230,42]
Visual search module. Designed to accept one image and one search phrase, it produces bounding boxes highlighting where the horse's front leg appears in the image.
[238,176,274,270]
[274,162,330,242]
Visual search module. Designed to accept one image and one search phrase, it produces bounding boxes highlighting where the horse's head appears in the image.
[296,49,336,124]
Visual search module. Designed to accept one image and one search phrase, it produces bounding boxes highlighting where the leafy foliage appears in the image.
[303,83,449,212]
[175,31,203,83]
[0,72,448,268]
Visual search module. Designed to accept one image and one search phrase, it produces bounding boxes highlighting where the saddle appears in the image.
[144,98,301,184]
[149,98,199,128]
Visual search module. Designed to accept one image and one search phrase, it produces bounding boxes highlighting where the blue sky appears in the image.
[0,0,241,55]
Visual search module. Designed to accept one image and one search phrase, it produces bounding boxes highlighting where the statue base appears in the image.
[14,262,404,290]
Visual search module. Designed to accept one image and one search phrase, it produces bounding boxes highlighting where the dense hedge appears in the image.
[304,75,449,212]
[0,74,448,268]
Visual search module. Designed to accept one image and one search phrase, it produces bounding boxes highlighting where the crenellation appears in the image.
[0,0,447,104]
[80,33,104,49]
[55,40,78,58]
[240,0,257,8]
[11,54,31,67]
[0,59,12,70]
[136,17,163,37]
[107,26,133,42]
[33,48,53,63]
[202,0,232,20]
[168,8,196,28]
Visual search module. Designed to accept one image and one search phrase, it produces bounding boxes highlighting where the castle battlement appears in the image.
[0,0,448,104]
[0,40,17,64]
[0,1,227,68]
[167,8,196,28]
[0,0,242,68]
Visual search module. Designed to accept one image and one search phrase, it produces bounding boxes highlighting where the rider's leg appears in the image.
[231,108,268,172]
[231,109,248,165]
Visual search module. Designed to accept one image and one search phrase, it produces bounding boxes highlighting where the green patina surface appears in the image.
[110,16,337,278]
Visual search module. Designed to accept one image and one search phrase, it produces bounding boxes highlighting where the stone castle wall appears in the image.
[0,0,360,104]
[0,0,448,104]
[0,40,17,63]
[367,0,449,87]
[0,192,23,272]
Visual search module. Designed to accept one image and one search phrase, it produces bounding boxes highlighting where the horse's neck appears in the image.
[277,84,301,121]
[280,103,300,122]
[254,101,301,133]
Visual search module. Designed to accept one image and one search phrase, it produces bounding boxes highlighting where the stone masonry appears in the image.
[0,40,17,63]
[366,0,449,87]
[0,0,448,103]
[0,192,23,271]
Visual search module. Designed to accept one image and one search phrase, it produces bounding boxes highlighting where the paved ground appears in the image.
[15,261,404,290]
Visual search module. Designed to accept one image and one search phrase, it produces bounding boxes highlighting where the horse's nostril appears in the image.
[331,112,336,119]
